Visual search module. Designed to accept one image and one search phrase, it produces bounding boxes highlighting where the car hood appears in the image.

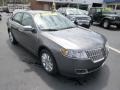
[41,27,106,49]
[103,14,120,17]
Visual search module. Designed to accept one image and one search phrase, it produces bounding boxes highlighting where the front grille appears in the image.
[76,17,89,20]
[85,48,106,63]
[116,17,120,21]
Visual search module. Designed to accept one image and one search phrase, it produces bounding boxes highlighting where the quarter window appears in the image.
[116,5,120,10]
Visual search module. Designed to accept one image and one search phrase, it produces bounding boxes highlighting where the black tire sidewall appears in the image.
[117,25,120,29]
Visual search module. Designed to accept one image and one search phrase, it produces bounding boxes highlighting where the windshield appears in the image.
[67,9,84,15]
[117,12,120,15]
[102,11,116,14]
[34,12,76,30]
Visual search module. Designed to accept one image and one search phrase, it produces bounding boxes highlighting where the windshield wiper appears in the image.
[42,29,58,31]
[61,26,75,30]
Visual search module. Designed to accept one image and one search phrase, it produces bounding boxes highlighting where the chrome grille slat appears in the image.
[85,48,106,63]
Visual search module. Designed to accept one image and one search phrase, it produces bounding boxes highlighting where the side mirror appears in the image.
[23,26,36,33]
[62,13,66,16]
[11,17,14,21]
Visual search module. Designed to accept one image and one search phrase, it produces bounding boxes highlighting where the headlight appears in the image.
[112,17,116,20]
[88,17,91,21]
[60,48,88,59]
[108,16,116,20]
[69,17,76,21]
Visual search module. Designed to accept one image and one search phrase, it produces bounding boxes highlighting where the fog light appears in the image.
[75,69,88,74]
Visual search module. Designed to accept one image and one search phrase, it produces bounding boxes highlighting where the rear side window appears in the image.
[89,8,96,15]
[21,13,34,27]
[13,12,23,23]
[96,8,102,13]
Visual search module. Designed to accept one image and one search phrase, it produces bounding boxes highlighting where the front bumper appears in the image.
[110,20,120,25]
[76,20,91,28]
[54,52,107,77]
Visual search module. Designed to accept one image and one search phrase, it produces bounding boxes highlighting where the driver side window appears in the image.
[21,13,34,27]
[13,12,23,24]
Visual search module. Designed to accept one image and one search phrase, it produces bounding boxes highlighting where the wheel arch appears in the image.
[101,18,110,24]
[38,45,54,58]
[38,45,59,73]
[8,28,10,33]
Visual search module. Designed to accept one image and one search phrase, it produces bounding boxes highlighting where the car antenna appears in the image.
[51,0,56,12]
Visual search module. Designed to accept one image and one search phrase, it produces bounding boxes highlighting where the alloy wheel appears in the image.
[41,53,54,72]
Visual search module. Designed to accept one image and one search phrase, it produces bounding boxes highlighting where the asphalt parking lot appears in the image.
[0,13,120,90]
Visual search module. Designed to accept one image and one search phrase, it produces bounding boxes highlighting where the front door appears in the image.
[18,13,38,54]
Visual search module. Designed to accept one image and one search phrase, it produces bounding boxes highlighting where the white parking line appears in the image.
[108,46,120,54]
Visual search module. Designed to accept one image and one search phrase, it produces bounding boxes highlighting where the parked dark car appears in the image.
[3,6,9,13]
[7,10,109,77]
[58,8,91,28]
[89,7,120,29]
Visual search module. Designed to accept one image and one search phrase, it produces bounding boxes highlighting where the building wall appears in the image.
[30,0,104,10]
[104,0,120,3]
[30,0,51,10]
[104,0,120,12]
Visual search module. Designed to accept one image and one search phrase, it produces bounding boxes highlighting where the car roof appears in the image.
[90,7,104,9]
[15,10,58,15]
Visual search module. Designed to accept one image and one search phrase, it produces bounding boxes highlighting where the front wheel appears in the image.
[40,49,58,75]
[102,19,110,29]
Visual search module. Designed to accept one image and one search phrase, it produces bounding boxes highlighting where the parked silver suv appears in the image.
[7,10,109,77]
[58,8,91,28]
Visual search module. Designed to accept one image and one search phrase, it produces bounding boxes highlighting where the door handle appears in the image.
[18,28,23,31]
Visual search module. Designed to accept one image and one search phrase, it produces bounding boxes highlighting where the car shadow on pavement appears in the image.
[7,40,110,90]
[93,23,120,31]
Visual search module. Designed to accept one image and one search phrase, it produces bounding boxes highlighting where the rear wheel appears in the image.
[8,30,17,45]
[102,19,110,29]
[40,49,58,75]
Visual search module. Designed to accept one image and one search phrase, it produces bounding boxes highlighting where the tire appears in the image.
[117,25,120,29]
[87,23,91,29]
[40,49,58,75]
[8,30,17,45]
[102,19,110,29]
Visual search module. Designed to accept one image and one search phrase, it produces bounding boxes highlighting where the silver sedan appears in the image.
[7,10,109,77]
